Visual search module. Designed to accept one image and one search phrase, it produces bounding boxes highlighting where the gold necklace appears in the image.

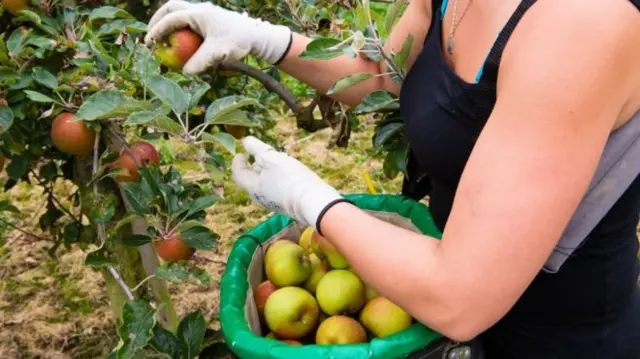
[447,0,473,55]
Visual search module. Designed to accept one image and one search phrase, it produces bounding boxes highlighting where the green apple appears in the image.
[365,284,380,302]
[264,241,311,287]
[311,231,350,269]
[315,269,366,315]
[304,253,329,294]
[359,296,413,338]
[298,226,314,254]
[315,315,367,345]
[154,28,203,70]
[254,280,277,324]
[264,287,320,339]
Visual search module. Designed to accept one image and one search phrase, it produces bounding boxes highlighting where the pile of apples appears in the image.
[254,227,414,345]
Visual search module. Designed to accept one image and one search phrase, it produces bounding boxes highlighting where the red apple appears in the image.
[111,141,160,183]
[155,28,203,70]
[254,280,277,324]
[153,234,195,262]
[50,112,96,157]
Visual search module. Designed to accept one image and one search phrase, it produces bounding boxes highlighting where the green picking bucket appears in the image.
[219,193,445,359]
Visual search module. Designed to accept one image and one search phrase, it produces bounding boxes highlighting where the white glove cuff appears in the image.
[298,186,349,234]
[247,19,293,64]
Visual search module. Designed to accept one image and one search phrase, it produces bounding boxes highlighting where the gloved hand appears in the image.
[144,0,292,74]
[231,136,349,232]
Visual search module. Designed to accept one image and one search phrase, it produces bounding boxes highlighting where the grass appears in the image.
[0,113,401,358]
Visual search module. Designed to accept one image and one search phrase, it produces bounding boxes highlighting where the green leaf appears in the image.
[354,90,399,114]
[392,33,413,72]
[88,39,119,67]
[85,250,116,269]
[385,0,407,35]
[144,75,189,115]
[0,200,20,214]
[14,10,57,36]
[134,45,160,81]
[299,37,350,61]
[177,312,206,359]
[122,183,155,215]
[31,67,58,89]
[155,264,190,283]
[204,96,261,125]
[89,6,133,20]
[182,195,219,220]
[76,90,153,121]
[149,326,179,358]
[207,109,257,127]
[23,90,57,103]
[97,19,147,37]
[373,122,404,151]
[354,5,370,32]
[6,154,32,180]
[155,262,215,287]
[25,35,56,50]
[121,234,152,247]
[62,222,82,245]
[199,133,236,154]
[188,81,211,110]
[6,27,27,54]
[0,107,14,134]
[179,225,218,251]
[112,300,157,358]
[388,140,410,176]
[124,110,169,126]
[327,73,375,95]
[148,115,183,135]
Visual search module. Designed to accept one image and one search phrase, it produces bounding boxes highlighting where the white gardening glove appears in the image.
[231,136,349,232]
[144,0,292,74]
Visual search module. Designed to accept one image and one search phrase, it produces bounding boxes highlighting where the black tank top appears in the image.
[399,0,640,357]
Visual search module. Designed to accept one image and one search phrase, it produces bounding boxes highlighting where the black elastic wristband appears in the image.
[273,32,293,66]
[315,198,354,237]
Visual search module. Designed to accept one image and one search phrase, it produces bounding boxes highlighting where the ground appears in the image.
[0,113,403,359]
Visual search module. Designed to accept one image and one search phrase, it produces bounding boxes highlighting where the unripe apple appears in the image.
[155,28,203,70]
[310,230,349,269]
[359,296,413,338]
[315,269,365,316]
[264,241,311,287]
[254,280,277,324]
[153,234,195,262]
[304,253,329,295]
[264,287,320,339]
[224,124,247,139]
[2,0,28,15]
[298,227,314,254]
[365,284,380,302]
[51,112,96,157]
[111,141,160,183]
[315,315,367,345]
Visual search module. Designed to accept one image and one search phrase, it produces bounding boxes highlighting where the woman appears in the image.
[145,0,640,358]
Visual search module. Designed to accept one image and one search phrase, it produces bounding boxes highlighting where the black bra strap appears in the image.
[478,0,537,84]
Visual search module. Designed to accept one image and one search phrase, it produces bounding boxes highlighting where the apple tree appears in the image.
[0,0,411,357]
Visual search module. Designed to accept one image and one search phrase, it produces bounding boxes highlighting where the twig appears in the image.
[218,61,304,115]
[30,170,82,224]
[92,131,135,301]
[131,274,157,292]
[0,217,50,242]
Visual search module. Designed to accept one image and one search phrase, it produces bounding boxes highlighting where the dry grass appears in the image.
[0,114,399,358]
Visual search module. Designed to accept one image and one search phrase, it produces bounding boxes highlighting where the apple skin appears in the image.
[51,113,96,157]
[254,280,277,323]
[298,227,314,254]
[359,296,413,338]
[155,28,203,70]
[311,230,349,269]
[153,234,195,262]
[224,125,247,139]
[365,284,380,302]
[111,141,160,183]
[315,269,366,316]
[264,286,320,339]
[304,253,329,295]
[264,241,311,287]
[315,315,367,345]
[2,0,27,15]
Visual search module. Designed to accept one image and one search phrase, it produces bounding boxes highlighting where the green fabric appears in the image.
[220,194,444,359]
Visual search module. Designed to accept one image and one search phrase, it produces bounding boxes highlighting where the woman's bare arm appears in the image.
[277,0,433,107]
